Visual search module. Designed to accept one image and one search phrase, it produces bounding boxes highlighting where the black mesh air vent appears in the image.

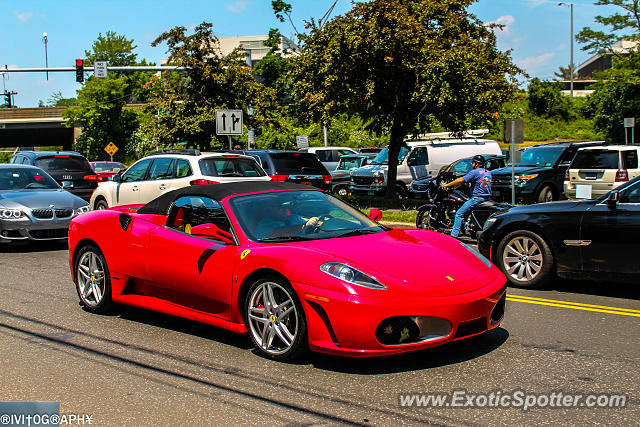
[119,214,132,231]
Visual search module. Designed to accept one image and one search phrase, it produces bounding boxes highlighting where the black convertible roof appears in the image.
[137,182,318,215]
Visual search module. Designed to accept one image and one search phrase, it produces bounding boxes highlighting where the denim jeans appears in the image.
[450,196,490,238]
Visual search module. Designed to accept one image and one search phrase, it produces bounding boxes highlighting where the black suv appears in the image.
[245,150,332,191]
[490,141,605,204]
[10,151,97,201]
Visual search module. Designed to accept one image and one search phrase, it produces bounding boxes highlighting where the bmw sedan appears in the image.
[0,165,90,243]
[478,175,640,288]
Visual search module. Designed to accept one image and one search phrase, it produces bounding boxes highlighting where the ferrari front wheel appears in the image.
[244,277,307,361]
[75,244,113,313]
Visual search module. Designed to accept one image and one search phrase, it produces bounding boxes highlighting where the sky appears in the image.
[0,0,619,108]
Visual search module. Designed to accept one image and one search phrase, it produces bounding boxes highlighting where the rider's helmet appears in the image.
[471,155,486,167]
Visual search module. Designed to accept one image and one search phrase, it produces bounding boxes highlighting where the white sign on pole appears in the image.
[624,117,635,128]
[296,135,309,149]
[216,109,243,135]
[94,61,108,78]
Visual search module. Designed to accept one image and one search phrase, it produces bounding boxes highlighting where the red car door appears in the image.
[145,226,238,319]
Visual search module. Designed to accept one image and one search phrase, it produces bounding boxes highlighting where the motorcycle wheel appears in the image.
[416,208,432,229]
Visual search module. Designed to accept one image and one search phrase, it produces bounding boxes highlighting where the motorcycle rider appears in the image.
[440,155,492,238]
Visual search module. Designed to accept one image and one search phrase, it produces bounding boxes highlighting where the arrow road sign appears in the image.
[216,109,243,135]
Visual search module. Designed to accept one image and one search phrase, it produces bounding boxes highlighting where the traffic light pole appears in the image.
[1,66,187,74]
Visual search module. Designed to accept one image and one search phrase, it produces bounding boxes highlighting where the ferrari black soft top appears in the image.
[137,182,318,215]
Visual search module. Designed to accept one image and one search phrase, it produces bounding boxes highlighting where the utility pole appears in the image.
[558,2,574,97]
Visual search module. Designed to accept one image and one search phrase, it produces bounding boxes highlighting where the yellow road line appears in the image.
[508,294,640,314]
[506,297,640,318]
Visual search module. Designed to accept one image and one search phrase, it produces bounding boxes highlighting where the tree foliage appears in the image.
[137,22,279,152]
[63,32,150,161]
[527,78,570,120]
[253,29,295,106]
[576,0,640,55]
[288,0,519,197]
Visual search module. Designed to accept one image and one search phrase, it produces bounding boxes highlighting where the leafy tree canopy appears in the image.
[288,0,519,197]
[576,0,640,55]
[527,78,570,120]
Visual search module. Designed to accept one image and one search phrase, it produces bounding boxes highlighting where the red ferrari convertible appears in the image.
[69,182,506,360]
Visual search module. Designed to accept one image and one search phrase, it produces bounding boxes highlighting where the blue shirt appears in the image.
[462,168,492,197]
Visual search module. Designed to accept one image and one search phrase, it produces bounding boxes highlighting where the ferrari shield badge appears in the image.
[241,249,251,260]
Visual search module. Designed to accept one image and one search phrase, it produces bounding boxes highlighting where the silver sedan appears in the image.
[0,164,89,243]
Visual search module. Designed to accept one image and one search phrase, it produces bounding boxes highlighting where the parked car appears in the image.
[408,154,506,200]
[10,151,99,201]
[357,147,383,155]
[350,132,501,197]
[330,154,372,196]
[490,141,604,204]
[0,164,89,243]
[90,161,126,181]
[298,146,358,171]
[245,150,332,191]
[69,181,506,360]
[478,175,640,289]
[90,149,271,210]
[564,145,640,199]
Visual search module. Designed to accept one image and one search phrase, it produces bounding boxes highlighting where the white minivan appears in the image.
[349,133,501,196]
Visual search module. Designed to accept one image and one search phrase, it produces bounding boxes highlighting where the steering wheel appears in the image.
[311,215,334,233]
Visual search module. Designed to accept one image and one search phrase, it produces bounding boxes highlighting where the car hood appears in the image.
[0,189,87,209]
[295,229,497,292]
[330,170,350,180]
[498,199,593,216]
[491,165,550,176]
[350,164,386,176]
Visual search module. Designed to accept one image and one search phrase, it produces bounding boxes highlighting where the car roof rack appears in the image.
[147,149,201,156]
[405,129,490,142]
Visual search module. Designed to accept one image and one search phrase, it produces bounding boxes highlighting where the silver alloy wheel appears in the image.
[247,282,298,356]
[77,251,106,308]
[502,236,544,282]
[337,187,348,196]
[543,189,553,202]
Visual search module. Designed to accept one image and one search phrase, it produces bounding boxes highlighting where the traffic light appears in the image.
[3,92,11,108]
[75,59,84,83]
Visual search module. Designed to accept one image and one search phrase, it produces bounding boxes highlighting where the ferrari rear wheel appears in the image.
[75,244,113,313]
[245,277,307,360]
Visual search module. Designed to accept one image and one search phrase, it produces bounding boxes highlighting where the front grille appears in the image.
[491,176,512,185]
[28,229,68,239]
[32,209,54,219]
[55,209,73,218]
[412,183,428,191]
[352,176,375,186]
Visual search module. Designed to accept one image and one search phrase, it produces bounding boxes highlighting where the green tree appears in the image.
[63,32,149,161]
[576,0,640,55]
[527,78,570,119]
[288,0,519,197]
[47,91,77,107]
[139,22,279,152]
[253,29,295,106]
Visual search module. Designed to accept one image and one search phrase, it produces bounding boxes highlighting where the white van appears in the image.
[349,132,501,196]
[299,147,358,171]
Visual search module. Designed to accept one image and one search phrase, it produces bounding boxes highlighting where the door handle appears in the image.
[132,186,139,191]
[159,184,167,190]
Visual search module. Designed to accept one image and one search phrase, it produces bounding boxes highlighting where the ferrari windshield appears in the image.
[229,190,385,242]
[0,168,60,190]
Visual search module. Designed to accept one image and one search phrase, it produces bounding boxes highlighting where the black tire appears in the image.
[334,185,349,197]
[536,185,555,203]
[244,276,308,361]
[496,230,554,289]
[95,199,109,210]
[74,244,113,313]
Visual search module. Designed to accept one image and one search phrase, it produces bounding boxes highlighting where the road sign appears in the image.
[296,135,309,149]
[94,61,108,78]
[216,109,243,135]
[104,142,118,157]
[624,117,635,128]
[504,119,524,145]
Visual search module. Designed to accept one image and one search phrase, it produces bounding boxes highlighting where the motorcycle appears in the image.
[415,178,512,238]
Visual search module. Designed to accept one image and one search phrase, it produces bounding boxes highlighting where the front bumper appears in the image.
[350,183,386,196]
[492,185,534,204]
[0,218,70,242]
[296,275,507,357]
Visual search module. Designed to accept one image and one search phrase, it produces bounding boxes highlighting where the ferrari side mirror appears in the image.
[369,208,383,222]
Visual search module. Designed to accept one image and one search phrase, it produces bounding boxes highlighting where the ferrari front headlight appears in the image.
[320,262,387,289]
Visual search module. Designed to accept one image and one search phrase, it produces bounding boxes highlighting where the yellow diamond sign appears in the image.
[104,142,118,156]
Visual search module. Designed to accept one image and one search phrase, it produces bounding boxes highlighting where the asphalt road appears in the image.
[0,241,638,426]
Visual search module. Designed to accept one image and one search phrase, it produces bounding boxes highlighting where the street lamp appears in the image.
[42,32,49,80]
[558,2,574,97]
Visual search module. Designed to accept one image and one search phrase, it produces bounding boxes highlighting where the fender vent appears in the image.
[119,214,132,231]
